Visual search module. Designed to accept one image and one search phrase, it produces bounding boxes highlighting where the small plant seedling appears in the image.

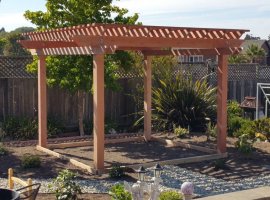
[213,159,229,171]
[159,190,183,200]
[0,143,8,156]
[49,169,82,200]
[109,165,125,179]
[21,154,41,168]
[174,126,189,138]
[109,184,132,200]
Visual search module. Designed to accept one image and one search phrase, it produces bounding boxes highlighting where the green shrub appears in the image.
[84,119,118,135]
[206,122,217,139]
[2,117,24,139]
[151,72,216,131]
[2,117,38,140]
[47,117,64,138]
[21,154,41,168]
[227,116,245,136]
[255,132,268,141]
[174,126,189,138]
[159,190,183,200]
[105,119,118,134]
[83,120,93,135]
[253,118,270,140]
[109,165,125,179]
[233,119,255,139]
[227,100,242,118]
[0,143,8,156]
[213,159,228,170]
[2,116,63,140]
[235,134,253,154]
[19,118,39,139]
[49,169,82,200]
[109,184,132,200]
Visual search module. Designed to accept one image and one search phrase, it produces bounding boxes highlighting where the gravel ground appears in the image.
[1,165,270,198]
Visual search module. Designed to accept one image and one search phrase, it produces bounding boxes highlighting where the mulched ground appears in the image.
[54,140,207,168]
[1,133,270,198]
[179,137,270,181]
[0,137,207,180]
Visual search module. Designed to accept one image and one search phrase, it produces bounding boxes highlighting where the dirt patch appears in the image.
[54,140,207,168]
[180,137,270,181]
[0,138,206,180]
[1,134,270,183]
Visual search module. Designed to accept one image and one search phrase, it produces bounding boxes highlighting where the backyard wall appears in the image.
[0,77,140,128]
[1,56,270,128]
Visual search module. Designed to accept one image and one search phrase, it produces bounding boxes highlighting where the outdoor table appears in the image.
[0,188,20,200]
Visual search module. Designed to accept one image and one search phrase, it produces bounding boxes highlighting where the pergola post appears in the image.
[37,55,47,147]
[93,54,105,171]
[144,56,152,141]
[217,54,228,153]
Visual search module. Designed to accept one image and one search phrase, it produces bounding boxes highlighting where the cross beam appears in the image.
[72,35,244,49]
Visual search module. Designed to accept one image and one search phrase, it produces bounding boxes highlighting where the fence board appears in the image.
[1,56,270,128]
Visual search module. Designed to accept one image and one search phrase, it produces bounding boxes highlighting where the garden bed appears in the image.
[1,134,270,181]
[0,136,208,179]
[1,134,270,199]
[179,137,270,181]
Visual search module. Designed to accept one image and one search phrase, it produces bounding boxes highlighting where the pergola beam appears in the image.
[143,48,242,56]
[72,35,244,49]
[18,40,78,49]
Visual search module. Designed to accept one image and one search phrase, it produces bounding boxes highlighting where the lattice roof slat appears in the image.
[19,23,249,56]
[23,23,247,41]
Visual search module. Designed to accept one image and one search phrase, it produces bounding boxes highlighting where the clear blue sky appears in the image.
[0,0,269,39]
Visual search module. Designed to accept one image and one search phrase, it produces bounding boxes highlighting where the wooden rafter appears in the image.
[19,24,248,57]
[22,23,247,42]
[19,23,248,56]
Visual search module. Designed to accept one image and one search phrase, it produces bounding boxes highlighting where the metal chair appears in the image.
[16,183,41,200]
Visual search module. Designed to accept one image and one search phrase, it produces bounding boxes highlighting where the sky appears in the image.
[0,0,270,39]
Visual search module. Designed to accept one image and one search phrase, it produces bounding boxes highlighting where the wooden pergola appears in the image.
[19,23,248,172]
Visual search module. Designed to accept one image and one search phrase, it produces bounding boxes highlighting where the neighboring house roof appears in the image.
[241,40,270,53]
[0,56,36,78]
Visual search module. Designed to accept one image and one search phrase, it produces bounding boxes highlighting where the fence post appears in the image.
[8,168,14,189]
[27,178,32,196]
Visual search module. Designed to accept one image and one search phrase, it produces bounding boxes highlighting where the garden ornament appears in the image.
[124,181,144,200]
[181,181,194,200]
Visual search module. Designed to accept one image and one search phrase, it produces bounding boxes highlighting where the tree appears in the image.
[228,54,249,64]
[0,27,33,56]
[246,44,266,63]
[0,38,6,55]
[3,33,30,56]
[24,0,139,135]
[245,34,261,40]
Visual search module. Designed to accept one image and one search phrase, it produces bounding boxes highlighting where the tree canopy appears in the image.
[24,0,140,92]
[0,27,34,56]
[24,0,140,135]
[246,44,266,63]
[228,44,266,64]
[245,34,261,40]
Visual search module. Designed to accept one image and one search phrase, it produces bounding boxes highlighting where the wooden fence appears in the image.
[0,78,141,128]
[1,56,270,128]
